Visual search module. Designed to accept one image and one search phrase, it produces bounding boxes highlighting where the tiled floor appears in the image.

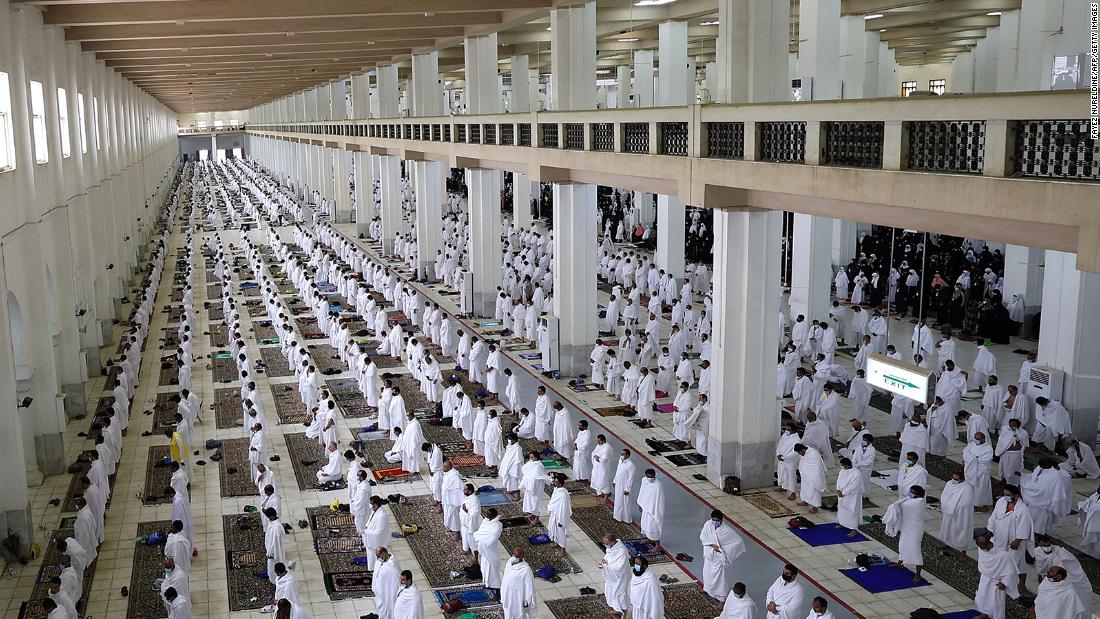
[4,167,1096,619]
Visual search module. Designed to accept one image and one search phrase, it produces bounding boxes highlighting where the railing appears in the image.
[241,91,1098,183]
[177,125,244,135]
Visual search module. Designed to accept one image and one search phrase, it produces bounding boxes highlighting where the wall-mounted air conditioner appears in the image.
[1026,365,1064,401]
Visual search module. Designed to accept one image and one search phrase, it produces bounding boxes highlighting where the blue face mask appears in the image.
[511,557,521,565]
[646,477,655,484]
[633,565,643,574]
[712,520,722,528]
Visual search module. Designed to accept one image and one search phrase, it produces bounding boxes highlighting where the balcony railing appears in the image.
[240,91,1098,183]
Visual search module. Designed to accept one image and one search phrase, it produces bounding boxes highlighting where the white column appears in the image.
[549,1,596,110]
[995,10,1021,91]
[798,0,841,100]
[376,64,400,118]
[707,207,782,488]
[615,66,632,108]
[510,55,531,113]
[877,42,898,96]
[334,148,352,223]
[354,150,374,236]
[467,169,503,316]
[553,183,599,376]
[410,52,442,117]
[465,33,501,114]
[655,195,685,278]
[657,21,690,106]
[950,52,975,93]
[974,28,1000,93]
[1037,251,1100,444]
[1002,244,1045,330]
[789,213,832,321]
[832,218,857,267]
[352,73,370,118]
[411,160,444,281]
[840,16,879,99]
[633,51,654,107]
[716,0,790,103]
[331,79,348,120]
[378,154,402,255]
[512,173,533,230]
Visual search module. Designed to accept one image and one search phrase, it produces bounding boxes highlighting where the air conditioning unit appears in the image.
[1026,365,1064,401]
[539,315,559,372]
[458,271,473,315]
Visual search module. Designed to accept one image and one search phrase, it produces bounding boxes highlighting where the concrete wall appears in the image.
[178,133,247,160]
[178,110,248,129]
[898,63,952,93]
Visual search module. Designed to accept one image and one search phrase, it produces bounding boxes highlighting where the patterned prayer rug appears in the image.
[545,583,718,619]
[102,365,123,391]
[214,387,243,429]
[253,320,278,341]
[296,317,325,339]
[452,371,501,407]
[209,324,229,349]
[390,495,474,588]
[208,306,224,322]
[218,437,257,497]
[499,525,582,574]
[157,357,179,386]
[20,527,98,618]
[207,284,223,298]
[222,513,275,611]
[325,378,377,419]
[270,384,309,424]
[212,355,237,383]
[164,305,184,324]
[742,492,798,518]
[151,392,180,432]
[665,453,707,467]
[285,432,345,491]
[126,520,173,619]
[359,438,424,482]
[143,445,173,505]
[305,506,375,600]
[259,346,294,377]
[159,329,179,351]
[434,585,499,610]
[309,344,348,374]
[593,405,634,417]
[390,375,433,411]
[570,505,652,551]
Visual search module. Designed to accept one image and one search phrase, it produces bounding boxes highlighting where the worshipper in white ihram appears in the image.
[1033,535,1092,614]
[964,431,995,509]
[765,564,805,619]
[775,424,801,501]
[834,458,863,536]
[519,452,550,521]
[986,485,1033,595]
[392,570,426,619]
[1077,486,1100,558]
[373,547,401,619]
[474,508,504,589]
[612,449,637,523]
[973,534,1019,619]
[938,469,974,558]
[500,546,537,619]
[363,496,391,571]
[599,533,631,616]
[884,485,926,582]
[636,468,665,548]
[546,475,572,556]
[629,556,665,619]
[589,437,614,494]
[714,582,755,619]
[793,444,827,513]
[699,509,746,601]
[1032,566,1088,619]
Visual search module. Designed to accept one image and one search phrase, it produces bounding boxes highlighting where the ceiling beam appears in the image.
[94,41,425,60]
[80,29,458,52]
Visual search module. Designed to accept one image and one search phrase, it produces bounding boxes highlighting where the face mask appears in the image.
[712,520,721,528]
[949,479,959,485]
[619,456,626,463]
[862,439,871,446]
[646,477,655,484]
[908,492,915,499]
[733,593,743,599]
[633,565,643,574]
[907,460,917,466]
[511,557,521,565]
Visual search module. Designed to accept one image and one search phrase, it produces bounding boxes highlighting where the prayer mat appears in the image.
[259,346,294,377]
[209,325,229,349]
[151,392,180,432]
[222,513,275,611]
[369,352,404,369]
[218,437,257,497]
[169,289,184,303]
[476,489,512,506]
[571,505,648,550]
[325,572,374,598]
[593,405,634,417]
[645,438,692,454]
[212,355,237,383]
[157,359,179,386]
[656,403,676,413]
[789,523,869,546]
[326,377,364,403]
[309,508,357,532]
[240,284,261,297]
[126,520,173,619]
[622,539,668,563]
[207,284,223,297]
[742,492,798,518]
[390,495,475,588]
[315,536,365,554]
[309,344,349,374]
[546,583,717,619]
[285,432,346,490]
[840,564,930,593]
[504,344,531,352]
[858,522,1029,618]
[452,372,501,407]
[519,353,541,360]
[103,365,123,391]
[247,303,267,317]
[253,320,278,341]
[569,383,602,393]
[88,396,114,438]
[214,387,243,429]
[60,455,114,513]
[208,306,224,322]
[165,305,184,324]
[159,330,180,351]
[296,317,325,339]
[391,374,433,410]
[373,466,419,483]
[143,445,174,505]
[940,612,982,619]
[434,585,498,609]
[665,453,706,467]
[450,452,496,478]
[271,384,309,424]
[21,527,99,618]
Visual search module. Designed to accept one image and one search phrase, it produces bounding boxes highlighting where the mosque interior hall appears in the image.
[2,0,1100,618]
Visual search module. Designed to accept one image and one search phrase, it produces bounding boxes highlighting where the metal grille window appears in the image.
[705,122,744,159]
[759,122,806,163]
[823,121,884,168]
[901,81,918,97]
[660,122,688,156]
[540,123,559,148]
[500,124,514,145]
[907,120,985,174]
[413,124,421,140]
[929,79,946,95]
[483,124,496,145]
[402,125,412,140]
[432,125,441,141]
[623,122,649,154]
[456,124,467,143]
[443,125,451,142]
[469,123,481,144]
[369,126,376,138]
[518,123,532,146]
[591,123,614,152]
[564,123,584,150]
[1014,119,1099,181]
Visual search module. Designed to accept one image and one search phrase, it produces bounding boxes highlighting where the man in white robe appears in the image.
[964,432,995,509]
[1034,535,1092,612]
[974,535,1020,619]
[775,425,801,500]
[885,485,926,582]
[765,565,805,619]
[263,508,286,585]
[612,449,636,523]
[996,419,1029,485]
[794,444,827,512]
[1033,398,1072,451]
[519,453,550,520]
[1033,566,1088,619]
[835,458,863,535]
[550,402,574,460]
[546,475,572,556]
[363,496,391,570]
[500,547,537,619]
[1060,437,1100,479]
[987,486,1033,593]
[316,442,346,484]
[699,510,745,601]
[629,557,664,619]
[938,469,974,557]
[590,435,614,496]
[373,548,401,619]
[1021,458,1071,534]
[499,434,523,494]
[392,570,426,619]
[1078,487,1100,558]
[350,469,372,533]
[636,468,665,548]
[898,452,928,499]
[715,582,755,619]
[399,413,423,473]
[458,483,483,554]
[572,421,593,481]
[473,509,504,589]
[440,461,464,536]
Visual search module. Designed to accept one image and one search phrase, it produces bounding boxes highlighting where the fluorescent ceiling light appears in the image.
[986,11,1002,15]
[865,13,884,20]
[618,37,640,42]
[635,0,676,6]
[699,20,719,26]
[596,69,612,75]
[880,29,887,32]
